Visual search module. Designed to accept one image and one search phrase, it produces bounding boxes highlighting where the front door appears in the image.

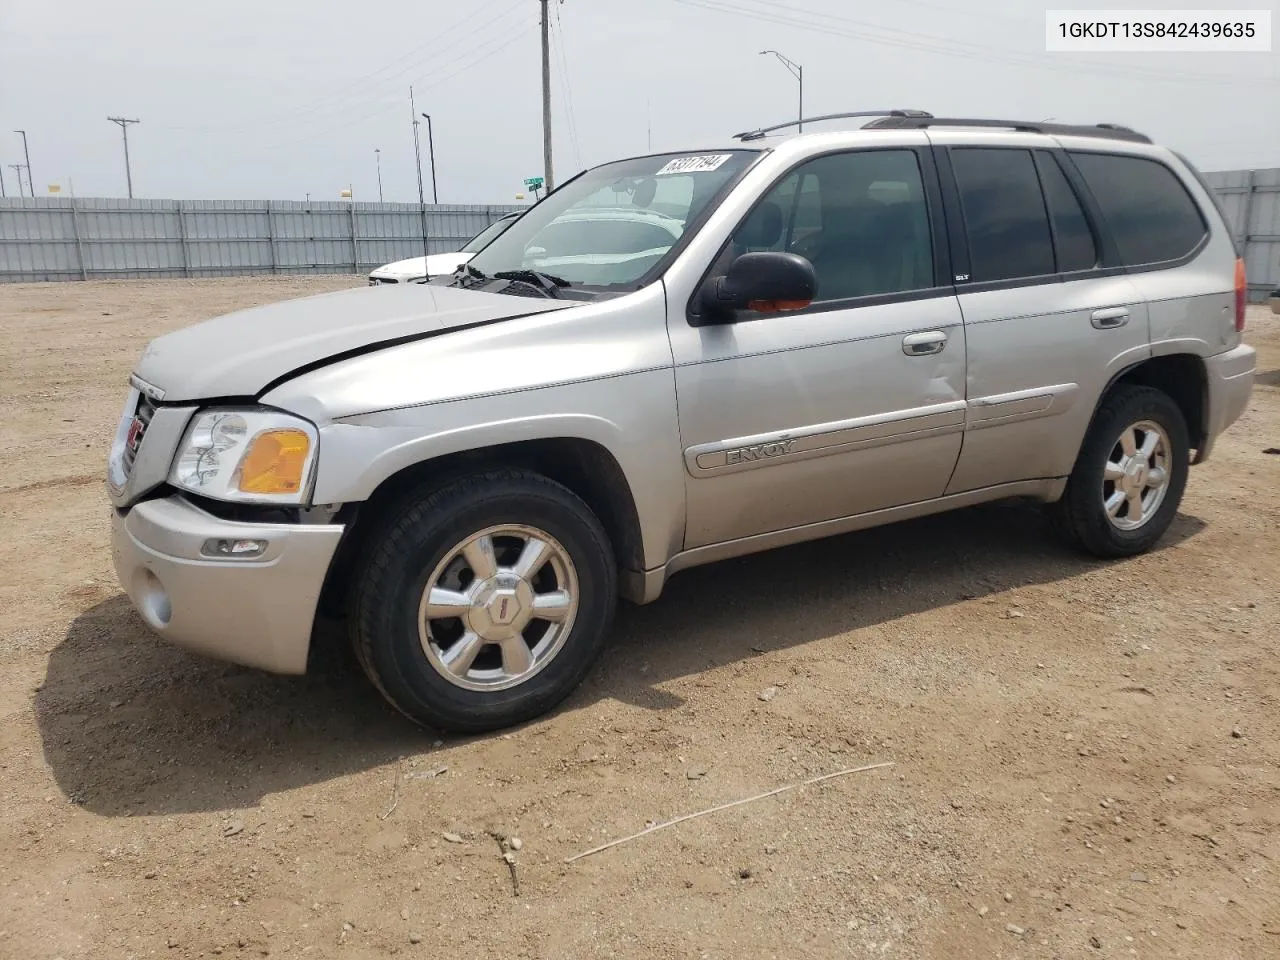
[667,146,967,550]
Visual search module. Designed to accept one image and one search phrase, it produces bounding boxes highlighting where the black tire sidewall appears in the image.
[1068,387,1190,556]
[355,475,615,732]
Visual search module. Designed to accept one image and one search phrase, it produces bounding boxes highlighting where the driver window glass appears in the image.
[731,149,934,302]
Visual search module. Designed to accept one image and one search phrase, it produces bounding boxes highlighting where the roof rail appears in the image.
[734,109,933,142]
[862,115,1152,144]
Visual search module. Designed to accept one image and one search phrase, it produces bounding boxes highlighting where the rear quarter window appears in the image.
[1069,153,1207,266]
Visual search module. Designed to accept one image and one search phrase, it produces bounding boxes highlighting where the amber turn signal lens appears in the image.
[234,429,311,495]
[1234,258,1247,333]
[747,299,813,313]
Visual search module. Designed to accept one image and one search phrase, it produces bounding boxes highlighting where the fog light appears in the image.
[202,538,268,559]
[138,570,171,627]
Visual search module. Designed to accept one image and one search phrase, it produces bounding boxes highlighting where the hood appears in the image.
[370,251,473,281]
[134,283,573,402]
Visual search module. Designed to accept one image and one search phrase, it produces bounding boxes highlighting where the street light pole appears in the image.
[420,114,437,203]
[374,148,383,202]
[759,50,803,131]
[14,130,32,194]
[409,86,428,262]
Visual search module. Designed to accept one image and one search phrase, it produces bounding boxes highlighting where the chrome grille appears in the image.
[122,394,156,476]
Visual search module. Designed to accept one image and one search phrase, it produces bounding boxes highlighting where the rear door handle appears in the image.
[1091,307,1130,329]
[902,331,947,356]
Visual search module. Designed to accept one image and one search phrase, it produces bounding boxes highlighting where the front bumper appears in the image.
[1195,342,1257,464]
[111,496,345,674]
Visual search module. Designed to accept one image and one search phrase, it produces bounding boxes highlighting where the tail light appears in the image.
[1234,258,1247,332]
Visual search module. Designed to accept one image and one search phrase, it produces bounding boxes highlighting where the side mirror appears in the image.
[698,251,817,324]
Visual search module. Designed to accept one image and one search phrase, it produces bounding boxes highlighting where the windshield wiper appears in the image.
[492,269,571,297]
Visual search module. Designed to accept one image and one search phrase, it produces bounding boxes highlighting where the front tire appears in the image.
[1049,384,1189,558]
[351,470,616,733]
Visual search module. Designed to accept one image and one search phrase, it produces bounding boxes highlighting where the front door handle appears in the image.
[902,331,948,357]
[1091,307,1130,329]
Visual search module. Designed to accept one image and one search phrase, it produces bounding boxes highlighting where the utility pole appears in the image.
[409,87,429,262]
[14,130,32,194]
[540,0,554,191]
[107,117,140,198]
[375,148,383,202]
[419,114,438,203]
[0,165,6,198]
[759,50,803,131]
[8,165,24,197]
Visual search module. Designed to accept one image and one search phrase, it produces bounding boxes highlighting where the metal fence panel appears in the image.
[3,173,1277,292]
[0,198,523,282]
[1204,167,1280,300]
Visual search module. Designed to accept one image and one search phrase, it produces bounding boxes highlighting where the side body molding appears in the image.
[684,401,967,477]
[966,383,1081,429]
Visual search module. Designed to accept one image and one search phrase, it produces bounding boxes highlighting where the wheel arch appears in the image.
[1089,353,1208,458]
[318,436,645,619]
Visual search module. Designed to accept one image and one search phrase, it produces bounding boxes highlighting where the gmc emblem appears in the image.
[126,417,145,452]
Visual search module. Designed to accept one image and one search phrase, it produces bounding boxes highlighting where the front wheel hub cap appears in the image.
[417,524,579,692]
[467,573,535,641]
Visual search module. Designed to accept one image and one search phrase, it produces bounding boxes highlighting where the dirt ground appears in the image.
[1,279,1278,960]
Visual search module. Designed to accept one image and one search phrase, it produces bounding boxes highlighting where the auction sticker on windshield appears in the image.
[656,154,732,175]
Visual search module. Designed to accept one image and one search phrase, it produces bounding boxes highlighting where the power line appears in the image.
[413,19,539,94]
[257,19,537,145]
[212,22,537,158]
[865,0,1037,27]
[552,6,583,172]
[668,0,1268,88]
[156,0,527,133]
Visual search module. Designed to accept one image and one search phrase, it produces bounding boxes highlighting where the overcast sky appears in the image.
[1,0,1276,203]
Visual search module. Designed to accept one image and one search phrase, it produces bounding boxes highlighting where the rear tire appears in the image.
[1048,385,1189,558]
[350,470,616,733]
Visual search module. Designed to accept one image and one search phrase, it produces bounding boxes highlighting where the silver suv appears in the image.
[108,112,1257,732]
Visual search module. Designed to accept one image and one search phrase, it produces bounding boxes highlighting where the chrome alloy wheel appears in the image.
[1102,419,1171,532]
[417,525,579,691]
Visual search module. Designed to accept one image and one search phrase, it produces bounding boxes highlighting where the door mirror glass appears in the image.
[700,251,817,321]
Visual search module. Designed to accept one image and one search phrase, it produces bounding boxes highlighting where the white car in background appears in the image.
[518,207,687,287]
[368,211,521,284]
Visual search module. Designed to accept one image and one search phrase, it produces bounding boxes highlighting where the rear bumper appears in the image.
[1195,343,1257,464]
[111,496,344,674]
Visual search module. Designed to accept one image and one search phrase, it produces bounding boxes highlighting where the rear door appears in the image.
[935,136,1150,494]
[1066,150,1226,360]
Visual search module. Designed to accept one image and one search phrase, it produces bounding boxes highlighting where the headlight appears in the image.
[169,408,318,504]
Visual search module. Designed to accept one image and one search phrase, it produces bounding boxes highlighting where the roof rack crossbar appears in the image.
[862,115,1152,144]
[734,109,933,142]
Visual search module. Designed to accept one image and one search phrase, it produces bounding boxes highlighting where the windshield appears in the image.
[460,215,518,254]
[458,150,759,292]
